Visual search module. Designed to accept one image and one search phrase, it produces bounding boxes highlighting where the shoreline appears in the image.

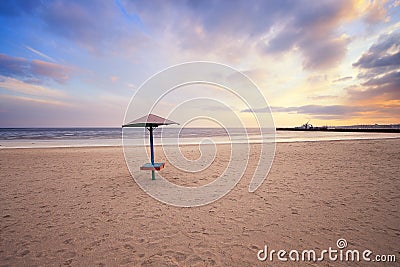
[1,136,400,149]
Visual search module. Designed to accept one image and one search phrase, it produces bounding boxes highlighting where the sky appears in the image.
[0,0,399,127]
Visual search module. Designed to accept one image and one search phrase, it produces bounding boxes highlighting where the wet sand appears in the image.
[0,139,399,266]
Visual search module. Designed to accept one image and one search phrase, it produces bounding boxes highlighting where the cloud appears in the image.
[363,0,389,24]
[0,94,71,107]
[0,54,70,84]
[362,71,400,87]
[347,71,400,101]
[119,0,386,69]
[301,35,351,69]
[0,75,67,98]
[1,0,148,55]
[25,46,57,63]
[31,60,70,83]
[242,104,376,119]
[39,1,110,50]
[242,103,400,121]
[276,105,370,116]
[350,29,400,101]
[259,1,360,69]
[333,76,352,82]
[0,94,76,127]
[353,30,400,69]
[0,0,397,127]
[37,0,147,54]
[1,0,391,67]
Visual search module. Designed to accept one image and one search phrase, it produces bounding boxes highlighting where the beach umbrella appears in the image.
[122,114,178,180]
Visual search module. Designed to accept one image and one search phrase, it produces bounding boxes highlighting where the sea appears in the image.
[0,128,399,148]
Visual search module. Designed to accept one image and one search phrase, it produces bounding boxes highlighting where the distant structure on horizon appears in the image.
[294,120,328,130]
[331,124,400,130]
[277,122,400,133]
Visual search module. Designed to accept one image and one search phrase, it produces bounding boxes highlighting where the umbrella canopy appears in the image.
[123,114,178,128]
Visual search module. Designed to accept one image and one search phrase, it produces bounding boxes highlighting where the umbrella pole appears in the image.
[149,125,155,180]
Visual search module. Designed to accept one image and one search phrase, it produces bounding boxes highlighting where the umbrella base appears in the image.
[140,162,165,171]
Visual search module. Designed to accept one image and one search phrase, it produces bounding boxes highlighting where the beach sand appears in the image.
[1,139,399,266]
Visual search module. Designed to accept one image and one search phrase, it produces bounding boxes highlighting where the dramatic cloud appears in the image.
[122,0,386,69]
[0,54,70,84]
[354,51,400,69]
[0,0,398,127]
[353,30,400,69]
[261,1,356,69]
[350,29,400,101]
[0,0,390,67]
[347,71,400,101]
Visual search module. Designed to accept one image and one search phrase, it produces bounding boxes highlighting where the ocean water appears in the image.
[0,127,399,148]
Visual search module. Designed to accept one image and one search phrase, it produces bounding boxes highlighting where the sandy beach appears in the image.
[1,139,399,266]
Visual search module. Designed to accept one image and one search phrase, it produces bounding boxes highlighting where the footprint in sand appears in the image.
[17,249,30,257]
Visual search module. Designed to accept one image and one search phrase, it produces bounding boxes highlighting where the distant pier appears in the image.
[276,127,400,133]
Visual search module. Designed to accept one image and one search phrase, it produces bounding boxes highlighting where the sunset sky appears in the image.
[0,0,399,127]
